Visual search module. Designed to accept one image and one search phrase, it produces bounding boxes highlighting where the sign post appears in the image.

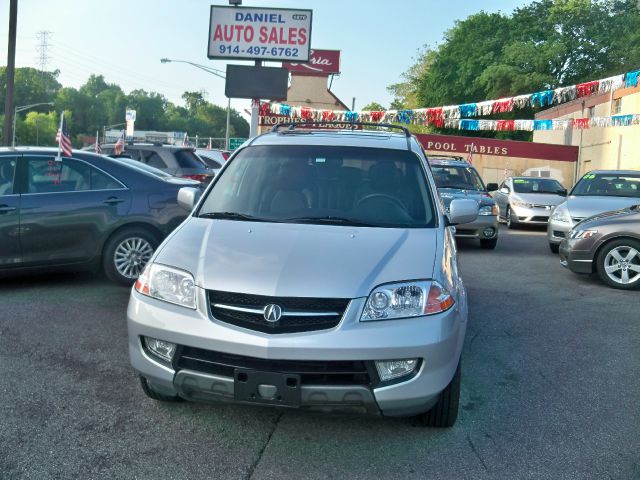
[208,5,313,138]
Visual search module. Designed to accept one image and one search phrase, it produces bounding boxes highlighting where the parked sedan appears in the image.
[559,205,640,289]
[493,177,567,228]
[0,147,194,285]
[548,170,640,253]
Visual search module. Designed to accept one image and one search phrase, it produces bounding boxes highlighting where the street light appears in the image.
[160,58,231,150]
[12,102,54,147]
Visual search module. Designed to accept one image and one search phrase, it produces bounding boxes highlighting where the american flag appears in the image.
[466,143,474,164]
[94,130,102,154]
[55,113,73,158]
[114,130,125,155]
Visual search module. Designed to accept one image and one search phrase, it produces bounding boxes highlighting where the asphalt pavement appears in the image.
[1,225,639,480]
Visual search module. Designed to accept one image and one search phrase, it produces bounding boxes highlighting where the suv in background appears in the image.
[429,156,499,249]
[102,143,214,183]
[195,148,229,175]
[128,123,479,427]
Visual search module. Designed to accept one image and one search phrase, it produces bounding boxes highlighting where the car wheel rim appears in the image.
[114,237,154,279]
[604,246,640,285]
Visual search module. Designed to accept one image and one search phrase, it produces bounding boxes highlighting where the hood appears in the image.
[438,188,493,208]
[579,205,640,227]
[565,196,640,219]
[512,192,565,206]
[155,219,439,299]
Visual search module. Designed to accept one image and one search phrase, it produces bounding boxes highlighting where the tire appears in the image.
[103,227,158,285]
[139,376,182,402]
[421,361,461,428]
[506,207,517,229]
[480,238,498,250]
[596,239,640,290]
[549,243,560,254]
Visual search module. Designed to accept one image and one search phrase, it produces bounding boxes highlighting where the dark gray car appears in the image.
[0,147,194,284]
[102,143,214,183]
[559,205,640,289]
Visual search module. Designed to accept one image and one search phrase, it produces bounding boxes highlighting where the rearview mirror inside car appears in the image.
[177,187,202,211]
[447,198,479,225]
[486,183,499,192]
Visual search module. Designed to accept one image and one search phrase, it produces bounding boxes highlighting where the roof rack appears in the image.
[270,121,411,137]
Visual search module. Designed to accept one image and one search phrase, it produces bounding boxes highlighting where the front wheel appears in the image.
[420,361,461,428]
[103,228,158,285]
[596,239,640,289]
[549,243,560,254]
[480,238,498,250]
[506,207,517,229]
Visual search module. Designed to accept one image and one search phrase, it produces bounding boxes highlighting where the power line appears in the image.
[35,30,52,73]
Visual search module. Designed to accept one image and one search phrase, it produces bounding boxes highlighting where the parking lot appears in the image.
[1,225,638,480]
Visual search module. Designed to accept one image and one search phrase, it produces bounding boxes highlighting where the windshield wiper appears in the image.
[285,216,379,227]
[199,211,272,222]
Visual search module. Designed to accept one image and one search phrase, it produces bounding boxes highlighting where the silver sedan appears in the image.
[493,177,567,228]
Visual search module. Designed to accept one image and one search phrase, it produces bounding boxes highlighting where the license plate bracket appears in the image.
[234,369,301,407]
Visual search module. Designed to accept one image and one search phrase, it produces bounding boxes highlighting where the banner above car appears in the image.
[208,6,313,62]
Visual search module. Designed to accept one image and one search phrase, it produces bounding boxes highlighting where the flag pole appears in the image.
[56,112,64,161]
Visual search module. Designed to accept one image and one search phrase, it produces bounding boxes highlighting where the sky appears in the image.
[0,0,530,120]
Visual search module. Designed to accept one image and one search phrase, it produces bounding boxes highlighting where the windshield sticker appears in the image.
[514,179,529,183]
[583,174,596,180]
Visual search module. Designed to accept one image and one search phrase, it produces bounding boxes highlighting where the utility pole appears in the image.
[3,0,18,147]
[36,30,52,74]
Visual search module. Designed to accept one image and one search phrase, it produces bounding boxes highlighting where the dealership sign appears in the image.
[208,6,312,62]
[259,113,361,130]
[283,49,340,75]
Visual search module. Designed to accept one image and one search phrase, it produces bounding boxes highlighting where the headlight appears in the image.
[360,280,454,321]
[511,199,533,209]
[551,205,571,223]
[569,229,598,239]
[478,204,498,216]
[135,263,196,309]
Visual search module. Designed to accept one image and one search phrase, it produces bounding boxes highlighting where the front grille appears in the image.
[553,230,566,238]
[530,216,549,222]
[176,346,373,386]
[208,290,350,334]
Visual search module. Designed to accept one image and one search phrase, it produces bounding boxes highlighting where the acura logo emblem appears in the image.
[263,304,282,323]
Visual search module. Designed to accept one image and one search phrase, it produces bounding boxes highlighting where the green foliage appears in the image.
[362,102,386,111]
[2,67,249,146]
[389,0,640,139]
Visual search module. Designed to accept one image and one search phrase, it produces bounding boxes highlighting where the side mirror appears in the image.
[447,198,479,225]
[499,187,510,195]
[486,183,499,192]
[557,188,567,197]
[177,187,202,211]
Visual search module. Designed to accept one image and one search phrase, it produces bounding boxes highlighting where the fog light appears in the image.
[483,227,495,237]
[144,337,176,362]
[375,359,419,382]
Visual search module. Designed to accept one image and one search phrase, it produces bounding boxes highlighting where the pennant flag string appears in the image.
[261,66,640,127]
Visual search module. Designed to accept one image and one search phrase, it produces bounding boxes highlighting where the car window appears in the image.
[512,178,563,194]
[142,151,167,169]
[174,149,207,169]
[0,157,17,195]
[198,145,435,228]
[571,173,640,197]
[431,165,485,191]
[26,157,122,193]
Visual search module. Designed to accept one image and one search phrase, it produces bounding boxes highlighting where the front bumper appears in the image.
[547,217,574,245]
[559,239,594,274]
[453,215,498,239]
[127,286,467,417]
[510,204,554,225]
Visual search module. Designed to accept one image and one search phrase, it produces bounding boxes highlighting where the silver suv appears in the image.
[127,123,478,427]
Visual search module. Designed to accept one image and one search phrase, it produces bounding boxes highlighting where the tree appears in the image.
[362,102,386,111]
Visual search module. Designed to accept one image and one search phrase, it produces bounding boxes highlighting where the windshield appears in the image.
[571,173,640,197]
[197,145,436,228]
[512,178,563,194]
[174,149,208,169]
[431,165,485,191]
